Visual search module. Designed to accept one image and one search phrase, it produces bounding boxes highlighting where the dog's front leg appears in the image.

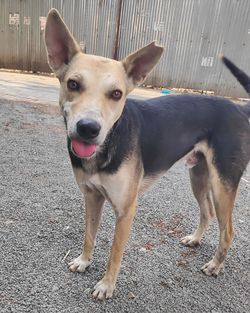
[69,186,105,272]
[93,198,137,300]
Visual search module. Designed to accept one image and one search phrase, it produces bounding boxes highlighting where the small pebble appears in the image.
[128,291,136,299]
[83,288,91,294]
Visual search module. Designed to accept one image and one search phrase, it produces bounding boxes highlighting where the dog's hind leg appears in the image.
[201,174,236,276]
[69,186,105,272]
[181,155,215,247]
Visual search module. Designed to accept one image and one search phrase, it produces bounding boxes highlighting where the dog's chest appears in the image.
[74,159,140,210]
[86,174,103,193]
[85,174,121,207]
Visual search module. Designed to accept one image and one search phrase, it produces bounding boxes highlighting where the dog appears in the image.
[44,9,250,300]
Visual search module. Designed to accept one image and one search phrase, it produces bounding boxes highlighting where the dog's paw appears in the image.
[201,259,224,276]
[92,277,115,300]
[68,255,91,273]
[181,234,200,247]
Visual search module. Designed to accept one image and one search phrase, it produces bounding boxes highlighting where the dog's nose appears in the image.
[76,119,101,139]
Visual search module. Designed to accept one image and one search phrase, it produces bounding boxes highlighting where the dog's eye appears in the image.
[110,89,122,100]
[67,79,80,91]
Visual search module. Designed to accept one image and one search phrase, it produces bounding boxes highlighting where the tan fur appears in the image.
[201,173,236,275]
[93,198,138,299]
[44,9,239,300]
[70,155,143,299]
[181,157,215,247]
[59,53,132,148]
[69,186,105,273]
[45,12,163,152]
[181,141,237,275]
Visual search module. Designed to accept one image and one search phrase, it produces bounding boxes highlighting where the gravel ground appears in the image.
[0,96,250,313]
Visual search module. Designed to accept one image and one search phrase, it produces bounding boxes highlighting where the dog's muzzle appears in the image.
[70,118,101,159]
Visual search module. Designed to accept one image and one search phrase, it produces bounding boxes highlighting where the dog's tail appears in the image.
[221,56,250,117]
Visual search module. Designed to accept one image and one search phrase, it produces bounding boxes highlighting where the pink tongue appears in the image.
[71,139,96,158]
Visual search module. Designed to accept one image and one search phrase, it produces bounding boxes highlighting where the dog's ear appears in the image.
[44,9,80,75]
[122,41,164,90]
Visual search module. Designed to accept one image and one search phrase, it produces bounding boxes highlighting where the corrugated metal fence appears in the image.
[0,0,250,98]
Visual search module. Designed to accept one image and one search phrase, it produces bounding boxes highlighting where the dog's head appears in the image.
[44,9,163,159]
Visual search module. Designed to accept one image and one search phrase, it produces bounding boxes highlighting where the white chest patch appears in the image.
[86,174,102,191]
[73,157,140,214]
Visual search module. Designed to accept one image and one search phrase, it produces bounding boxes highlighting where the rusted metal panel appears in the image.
[117,0,250,98]
[0,0,118,72]
[0,0,250,97]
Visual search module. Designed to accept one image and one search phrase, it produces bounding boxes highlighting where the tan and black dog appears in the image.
[44,9,250,300]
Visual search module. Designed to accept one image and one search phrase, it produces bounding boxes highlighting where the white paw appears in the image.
[201,259,224,276]
[68,255,91,273]
[92,278,115,300]
[181,234,200,247]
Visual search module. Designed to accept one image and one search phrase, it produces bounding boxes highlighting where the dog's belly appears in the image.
[140,141,209,193]
[139,173,164,193]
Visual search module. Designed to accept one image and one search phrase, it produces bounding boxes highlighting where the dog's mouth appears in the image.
[71,138,97,158]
